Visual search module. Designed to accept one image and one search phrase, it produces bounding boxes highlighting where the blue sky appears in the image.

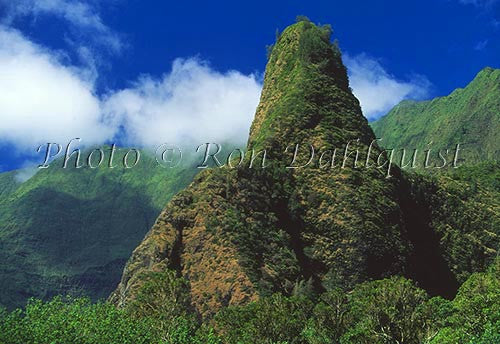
[0,0,499,173]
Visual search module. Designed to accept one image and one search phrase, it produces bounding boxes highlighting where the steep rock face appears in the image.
[371,67,500,165]
[111,21,412,317]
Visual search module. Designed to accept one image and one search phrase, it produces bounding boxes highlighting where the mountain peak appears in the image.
[247,21,372,152]
[111,22,413,317]
[267,21,349,88]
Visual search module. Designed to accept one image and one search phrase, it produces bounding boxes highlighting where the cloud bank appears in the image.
[103,59,262,147]
[0,27,112,150]
[344,54,431,120]
[0,27,262,156]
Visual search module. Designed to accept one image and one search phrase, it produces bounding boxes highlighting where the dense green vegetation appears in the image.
[446,161,499,192]
[0,148,199,310]
[1,260,498,343]
[0,171,19,198]
[215,260,499,344]
[369,55,500,300]
[370,67,500,167]
[399,166,499,294]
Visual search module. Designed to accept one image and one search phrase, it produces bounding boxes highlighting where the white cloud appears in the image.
[0,27,262,158]
[1,0,122,53]
[344,54,431,120]
[103,58,262,147]
[0,26,114,151]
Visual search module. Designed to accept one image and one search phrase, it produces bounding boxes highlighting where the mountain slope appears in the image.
[370,68,500,290]
[0,149,199,309]
[371,67,500,166]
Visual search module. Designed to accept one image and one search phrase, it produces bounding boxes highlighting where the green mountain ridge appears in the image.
[0,148,199,309]
[371,67,500,166]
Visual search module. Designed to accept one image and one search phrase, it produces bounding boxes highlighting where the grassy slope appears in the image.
[0,148,199,309]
